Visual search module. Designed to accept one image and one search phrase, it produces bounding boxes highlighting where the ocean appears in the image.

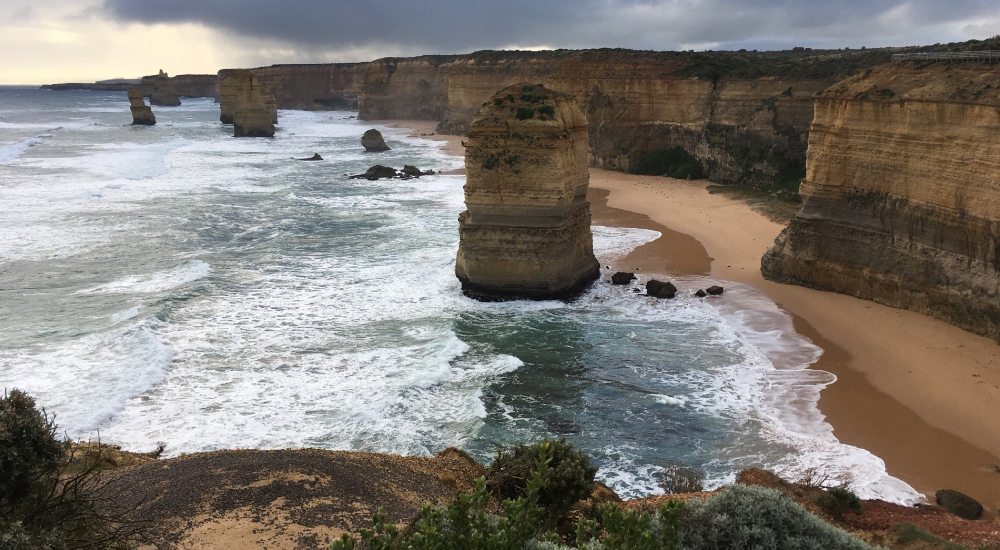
[0,86,920,504]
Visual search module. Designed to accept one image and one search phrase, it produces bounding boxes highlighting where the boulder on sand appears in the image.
[935,489,983,520]
[706,285,725,296]
[361,129,391,152]
[127,88,155,126]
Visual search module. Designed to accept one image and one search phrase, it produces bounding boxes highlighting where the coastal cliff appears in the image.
[240,63,367,110]
[138,73,218,99]
[354,49,893,186]
[761,62,1000,341]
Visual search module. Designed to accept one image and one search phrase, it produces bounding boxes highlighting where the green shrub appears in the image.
[815,487,863,520]
[657,463,705,494]
[486,438,597,523]
[892,523,968,550]
[538,105,555,117]
[0,390,140,550]
[0,390,64,509]
[679,484,875,550]
[516,107,536,120]
[629,147,705,180]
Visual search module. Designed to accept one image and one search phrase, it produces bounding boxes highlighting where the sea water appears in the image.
[0,87,921,504]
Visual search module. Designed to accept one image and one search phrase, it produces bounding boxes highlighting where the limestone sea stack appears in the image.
[761,62,1000,341]
[149,70,181,107]
[127,88,155,126]
[219,69,275,137]
[455,83,600,299]
[361,129,390,152]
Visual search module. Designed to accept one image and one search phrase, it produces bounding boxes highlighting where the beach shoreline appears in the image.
[395,120,1000,513]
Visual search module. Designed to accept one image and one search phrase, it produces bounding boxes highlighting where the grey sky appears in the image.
[1,0,997,84]
[99,0,1000,52]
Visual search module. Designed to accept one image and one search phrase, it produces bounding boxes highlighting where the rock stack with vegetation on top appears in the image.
[455,83,600,299]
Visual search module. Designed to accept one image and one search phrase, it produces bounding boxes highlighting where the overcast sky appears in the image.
[2,0,998,84]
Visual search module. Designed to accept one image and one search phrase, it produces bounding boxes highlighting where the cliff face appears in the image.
[761,62,1000,340]
[245,64,366,111]
[149,73,181,107]
[219,70,276,137]
[455,84,600,299]
[354,50,879,185]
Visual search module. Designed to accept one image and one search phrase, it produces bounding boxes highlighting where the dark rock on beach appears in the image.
[401,165,435,179]
[706,285,725,296]
[298,153,323,161]
[694,289,707,297]
[611,272,636,285]
[361,129,390,152]
[935,489,983,520]
[646,279,677,299]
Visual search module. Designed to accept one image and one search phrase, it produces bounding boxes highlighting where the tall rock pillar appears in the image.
[127,88,155,126]
[219,69,276,137]
[456,83,600,299]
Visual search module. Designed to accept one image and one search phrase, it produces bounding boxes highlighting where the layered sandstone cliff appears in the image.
[127,88,155,125]
[761,62,1000,340]
[237,64,367,111]
[353,50,889,186]
[456,84,600,299]
[149,71,181,107]
[219,70,276,137]
[138,73,217,99]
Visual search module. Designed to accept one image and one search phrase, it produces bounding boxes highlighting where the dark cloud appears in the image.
[100,0,1000,55]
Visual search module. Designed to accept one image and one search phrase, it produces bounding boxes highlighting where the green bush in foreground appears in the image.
[0,389,138,550]
[680,484,875,550]
[330,443,685,550]
[487,438,597,523]
[815,487,863,520]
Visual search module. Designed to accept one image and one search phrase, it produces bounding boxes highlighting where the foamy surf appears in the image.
[84,260,212,294]
[0,135,49,163]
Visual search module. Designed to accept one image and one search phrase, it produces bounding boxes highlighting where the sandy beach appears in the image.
[395,120,1000,513]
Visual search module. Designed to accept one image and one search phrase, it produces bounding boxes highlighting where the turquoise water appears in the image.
[0,87,919,503]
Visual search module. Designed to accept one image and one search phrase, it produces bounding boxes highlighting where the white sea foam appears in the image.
[85,260,212,294]
[0,135,48,163]
[591,226,662,262]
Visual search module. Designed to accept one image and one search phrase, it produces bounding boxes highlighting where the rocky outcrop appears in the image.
[246,63,367,110]
[149,71,181,107]
[127,88,155,126]
[646,280,677,299]
[761,62,1000,341]
[219,70,276,137]
[358,56,458,121]
[361,129,390,152]
[935,490,984,520]
[455,84,600,299]
[138,73,217,99]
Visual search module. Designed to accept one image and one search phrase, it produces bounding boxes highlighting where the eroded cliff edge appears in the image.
[761,61,1000,341]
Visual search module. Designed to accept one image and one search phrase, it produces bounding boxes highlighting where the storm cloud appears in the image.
[100,0,1000,55]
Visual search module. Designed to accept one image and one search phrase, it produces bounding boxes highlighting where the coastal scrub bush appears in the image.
[657,463,705,494]
[679,484,875,550]
[815,486,863,520]
[516,107,536,120]
[330,443,684,550]
[629,147,705,180]
[486,438,597,523]
[0,389,140,550]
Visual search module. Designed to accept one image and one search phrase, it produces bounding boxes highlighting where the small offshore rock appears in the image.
[706,285,725,296]
[298,153,323,161]
[694,289,707,297]
[361,129,390,152]
[350,165,398,180]
[611,272,636,285]
[400,165,435,179]
[646,279,677,299]
[935,489,983,520]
